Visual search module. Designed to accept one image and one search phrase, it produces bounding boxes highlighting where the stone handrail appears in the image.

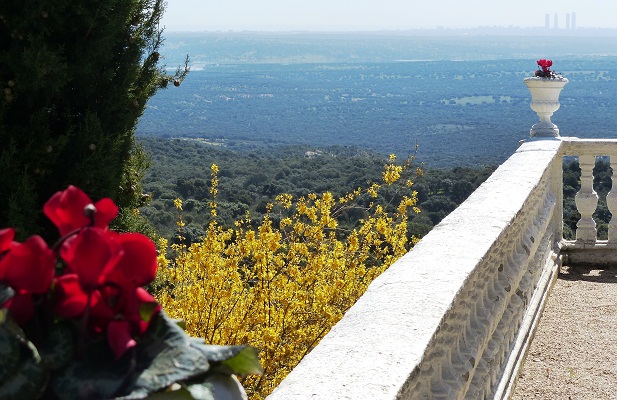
[268,137,616,399]
[268,139,565,399]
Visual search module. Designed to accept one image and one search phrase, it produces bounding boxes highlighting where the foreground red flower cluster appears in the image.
[0,186,159,359]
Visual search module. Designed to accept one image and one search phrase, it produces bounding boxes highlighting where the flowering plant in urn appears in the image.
[524,59,568,137]
[0,186,262,399]
[534,59,559,78]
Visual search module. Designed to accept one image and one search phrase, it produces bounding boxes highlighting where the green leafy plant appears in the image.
[0,186,262,399]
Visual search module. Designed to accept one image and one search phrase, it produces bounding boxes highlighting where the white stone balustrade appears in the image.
[561,138,617,265]
[267,137,617,400]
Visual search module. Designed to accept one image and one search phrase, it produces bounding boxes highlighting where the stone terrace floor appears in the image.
[511,265,617,400]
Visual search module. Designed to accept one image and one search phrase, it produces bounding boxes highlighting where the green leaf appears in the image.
[115,311,212,399]
[0,322,50,399]
[52,311,258,400]
[218,347,263,377]
[172,319,187,331]
[0,357,49,400]
[189,341,263,377]
[39,321,75,370]
[145,375,248,400]
[51,336,133,400]
[0,323,21,382]
[0,283,15,306]
[141,385,195,400]
[139,301,159,323]
[3,318,41,363]
[186,374,248,400]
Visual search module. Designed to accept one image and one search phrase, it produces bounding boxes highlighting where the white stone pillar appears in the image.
[574,154,599,244]
[606,156,617,245]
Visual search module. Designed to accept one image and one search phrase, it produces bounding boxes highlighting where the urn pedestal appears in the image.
[523,76,569,138]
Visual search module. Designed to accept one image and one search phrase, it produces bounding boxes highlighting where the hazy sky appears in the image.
[162,0,617,32]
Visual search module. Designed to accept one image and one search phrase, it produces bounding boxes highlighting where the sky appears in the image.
[161,0,617,32]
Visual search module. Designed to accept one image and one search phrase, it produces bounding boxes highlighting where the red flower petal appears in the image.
[107,320,137,360]
[93,198,119,230]
[54,277,117,333]
[0,228,17,279]
[97,283,124,312]
[0,235,55,294]
[109,233,158,288]
[44,185,93,236]
[54,274,89,319]
[126,287,161,335]
[60,228,122,290]
[89,289,117,333]
[0,228,15,253]
[43,186,119,236]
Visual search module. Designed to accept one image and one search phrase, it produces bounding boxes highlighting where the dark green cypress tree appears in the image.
[0,0,187,239]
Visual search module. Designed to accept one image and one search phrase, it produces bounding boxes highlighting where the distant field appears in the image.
[137,33,617,168]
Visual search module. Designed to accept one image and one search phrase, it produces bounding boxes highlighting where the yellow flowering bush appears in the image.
[155,158,421,399]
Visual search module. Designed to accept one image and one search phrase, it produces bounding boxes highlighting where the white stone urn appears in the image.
[523,76,569,138]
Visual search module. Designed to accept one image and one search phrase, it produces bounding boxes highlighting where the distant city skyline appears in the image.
[545,12,576,30]
[162,0,617,32]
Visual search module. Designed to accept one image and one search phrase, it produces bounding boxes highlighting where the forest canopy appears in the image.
[138,136,497,242]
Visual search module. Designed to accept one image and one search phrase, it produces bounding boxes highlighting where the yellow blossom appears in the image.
[154,153,421,400]
[173,198,183,210]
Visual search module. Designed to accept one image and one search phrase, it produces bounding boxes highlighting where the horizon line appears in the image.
[163,26,617,35]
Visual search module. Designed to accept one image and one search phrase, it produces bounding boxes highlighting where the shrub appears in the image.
[154,156,420,399]
[0,0,188,239]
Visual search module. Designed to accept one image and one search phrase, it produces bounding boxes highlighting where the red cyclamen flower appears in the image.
[44,185,118,236]
[107,320,138,360]
[42,185,161,359]
[537,59,553,73]
[105,232,158,288]
[0,235,55,294]
[60,227,123,290]
[0,233,56,324]
[52,207,158,358]
[53,274,90,319]
[0,228,16,253]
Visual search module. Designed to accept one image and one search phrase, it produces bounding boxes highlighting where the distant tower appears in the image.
[572,12,577,30]
[566,13,570,30]
[554,13,559,29]
[545,14,550,29]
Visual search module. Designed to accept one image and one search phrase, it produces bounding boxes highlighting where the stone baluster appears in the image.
[606,155,617,245]
[574,154,599,244]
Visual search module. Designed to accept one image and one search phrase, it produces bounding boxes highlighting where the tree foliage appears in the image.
[0,0,188,239]
[138,137,496,241]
